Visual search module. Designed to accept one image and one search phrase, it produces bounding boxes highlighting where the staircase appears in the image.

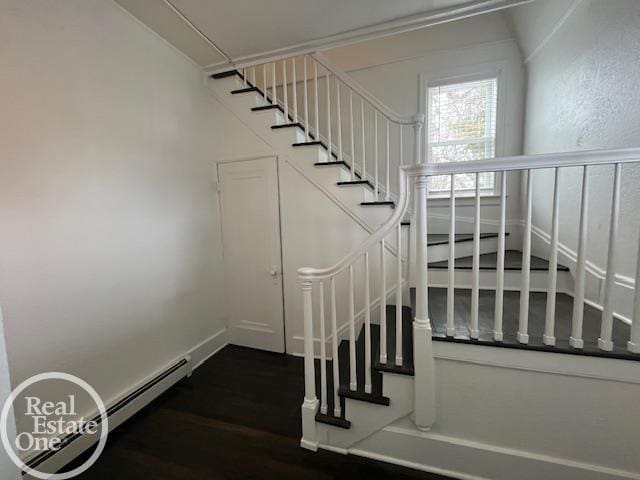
[210,54,640,480]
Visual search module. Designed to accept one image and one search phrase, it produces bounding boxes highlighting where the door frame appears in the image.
[214,154,287,353]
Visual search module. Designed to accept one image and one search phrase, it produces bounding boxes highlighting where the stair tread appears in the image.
[231,87,259,94]
[374,305,415,376]
[315,412,351,429]
[211,70,240,79]
[251,104,280,112]
[426,232,508,246]
[424,287,637,360]
[428,250,570,271]
[271,122,302,129]
[337,180,374,189]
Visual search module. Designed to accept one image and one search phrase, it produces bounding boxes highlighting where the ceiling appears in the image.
[116,0,527,69]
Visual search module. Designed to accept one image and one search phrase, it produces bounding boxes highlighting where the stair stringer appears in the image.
[316,372,414,449]
[208,75,398,236]
[345,342,640,480]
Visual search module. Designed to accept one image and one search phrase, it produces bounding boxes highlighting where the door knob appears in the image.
[269,267,279,277]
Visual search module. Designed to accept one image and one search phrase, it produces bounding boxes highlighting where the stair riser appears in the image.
[209,77,396,232]
[426,236,499,263]
[315,372,413,449]
[427,269,573,293]
[287,146,392,224]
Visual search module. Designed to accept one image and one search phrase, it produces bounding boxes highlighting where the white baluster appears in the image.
[399,126,403,166]
[518,169,533,344]
[494,172,507,341]
[364,252,372,393]
[349,90,355,180]
[599,163,621,351]
[242,68,247,86]
[300,278,318,447]
[282,60,289,122]
[374,113,379,199]
[360,99,366,179]
[446,175,456,337]
[313,62,319,137]
[470,172,481,339]
[396,222,403,366]
[262,64,267,99]
[326,71,332,161]
[570,166,589,349]
[303,57,309,141]
[271,61,276,106]
[380,239,387,363]
[348,265,357,390]
[330,276,341,416]
[292,57,298,124]
[336,82,343,163]
[413,174,435,430]
[319,282,327,414]
[628,234,640,353]
[385,119,390,201]
[250,67,256,86]
[544,168,560,346]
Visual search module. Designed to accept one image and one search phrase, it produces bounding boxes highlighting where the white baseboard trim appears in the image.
[189,327,228,370]
[349,447,489,480]
[350,426,640,480]
[24,327,228,477]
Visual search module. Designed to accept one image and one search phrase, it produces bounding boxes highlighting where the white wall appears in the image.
[0,308,19,479]
[0,0,226,435]
[508,0,640,321]
[324,12,526,235]
[357,343,640,479]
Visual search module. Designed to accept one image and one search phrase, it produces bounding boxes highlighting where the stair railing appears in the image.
[406,147,640,353]
[236,53,424,204]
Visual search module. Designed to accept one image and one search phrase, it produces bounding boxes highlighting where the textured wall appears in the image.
[513,0,640,319]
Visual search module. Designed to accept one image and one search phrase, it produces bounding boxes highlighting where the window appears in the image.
[427,77,498,194]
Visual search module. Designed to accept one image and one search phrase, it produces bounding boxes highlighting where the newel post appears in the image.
[408,115,425,287]
[413,116,436,431]
[299,271,319,450]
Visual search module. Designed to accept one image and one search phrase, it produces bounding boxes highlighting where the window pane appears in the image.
[428,79,497,144]
[428,142,495,192]
[427,77,498,194]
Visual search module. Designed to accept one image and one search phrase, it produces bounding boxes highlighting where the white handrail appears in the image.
[311,53,424,126]
[405,147,640,176]
[298,167,410,280]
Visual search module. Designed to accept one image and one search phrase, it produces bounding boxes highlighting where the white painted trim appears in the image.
[345,38,518,77]
[406,147,640,177]
[204,0,533,74]
[161,0,231,62]
[189,328,228,370]
[354,427,640,480]
[529,223,635,325]
[347,448,490,480]
[433,341,640,385]
[25,327,227,475]
[524,0,583,64]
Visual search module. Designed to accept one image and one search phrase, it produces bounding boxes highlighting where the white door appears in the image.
[218,157,285,353]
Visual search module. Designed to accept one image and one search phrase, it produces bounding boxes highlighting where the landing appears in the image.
[65,346,452,479]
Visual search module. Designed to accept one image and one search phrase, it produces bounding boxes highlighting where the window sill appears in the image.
[427,194,504,207]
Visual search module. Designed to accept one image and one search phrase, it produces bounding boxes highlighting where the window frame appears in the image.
[420,65,506,198]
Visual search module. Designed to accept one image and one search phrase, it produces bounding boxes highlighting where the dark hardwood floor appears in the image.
[65,345,452,480]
